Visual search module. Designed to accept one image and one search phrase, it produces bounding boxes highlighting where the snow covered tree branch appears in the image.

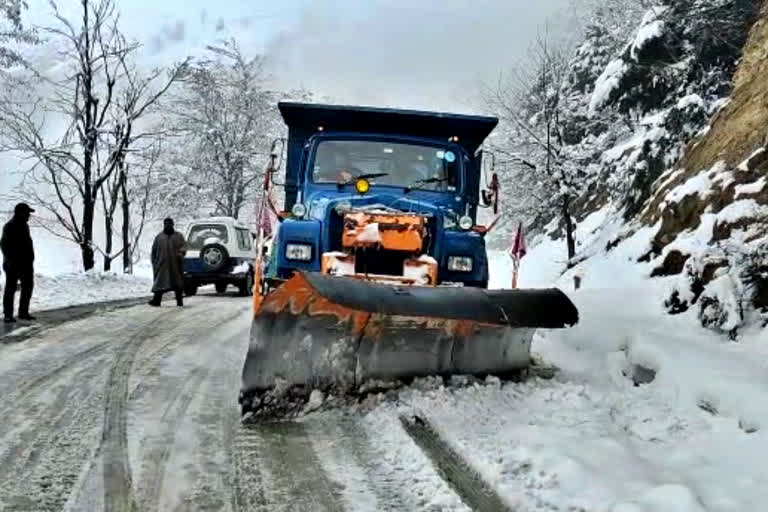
[0,0,39,70]
[165,38,311,220]
[483,30,584,265]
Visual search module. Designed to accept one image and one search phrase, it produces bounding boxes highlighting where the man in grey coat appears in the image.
[149,218,186,307]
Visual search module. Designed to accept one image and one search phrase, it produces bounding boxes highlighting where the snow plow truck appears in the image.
[239,102,579,416]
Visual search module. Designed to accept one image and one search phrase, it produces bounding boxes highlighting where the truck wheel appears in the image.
[215,281,228,294]
[238,271,254,297]
[184,282,198,296]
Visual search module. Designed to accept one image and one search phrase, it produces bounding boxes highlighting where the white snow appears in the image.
[325,253,356,276]
[15,271,153,312]
[737,148,766,171]
[677,94,705,110]
[417,254,438,266]
[356,223,381,243]
[374,278,768,511]
[590,59,629,115]
[715,199,768,224]
[403,263,430,285]
[735,177,766,196]
[380,203,767,511]
[230,261,250,274]
[662,169,715,205]
[631,20,665,61]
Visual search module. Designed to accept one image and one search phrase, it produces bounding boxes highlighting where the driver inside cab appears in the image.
[314,148,355,183]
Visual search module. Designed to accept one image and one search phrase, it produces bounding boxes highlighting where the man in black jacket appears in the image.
[1,203,36,323]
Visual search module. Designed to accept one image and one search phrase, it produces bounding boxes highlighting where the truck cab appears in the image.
[263,102,499,290]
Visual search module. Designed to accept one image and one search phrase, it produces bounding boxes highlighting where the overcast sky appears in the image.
[2,0,574,197]
[23,0,573,111]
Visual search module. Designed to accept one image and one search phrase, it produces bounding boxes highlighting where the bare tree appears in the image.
[0,0,185,271]
[484,31,583,264]
[168,39,302,219]
[97,57,187,271]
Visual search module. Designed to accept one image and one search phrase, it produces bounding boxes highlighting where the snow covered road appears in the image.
[1,286,766,512]
[0,295,470,511]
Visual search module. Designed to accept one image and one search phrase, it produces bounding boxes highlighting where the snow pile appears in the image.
[371,279,768,511]
[356,223,381,244]
[8,271,153,312]
[230,261,250,274]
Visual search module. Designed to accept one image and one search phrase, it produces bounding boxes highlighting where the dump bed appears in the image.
[278,101,499,210]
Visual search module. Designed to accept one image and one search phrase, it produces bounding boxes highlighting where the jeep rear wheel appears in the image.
[200,243,229,272]
[215,281,228,294]
[238,271,254,297]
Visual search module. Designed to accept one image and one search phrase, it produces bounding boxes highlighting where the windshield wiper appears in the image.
[337,172,389,188]
[404,176,448,193]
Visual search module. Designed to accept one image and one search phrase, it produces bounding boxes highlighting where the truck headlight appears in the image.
[291,203,307,218]
[458,215,473,230]
[447,256,473,272]
[285,243,312,261]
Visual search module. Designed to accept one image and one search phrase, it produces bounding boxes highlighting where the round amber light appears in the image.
[355,178,370,194]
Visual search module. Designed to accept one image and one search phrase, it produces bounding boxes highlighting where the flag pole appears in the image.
[511,257,519,289]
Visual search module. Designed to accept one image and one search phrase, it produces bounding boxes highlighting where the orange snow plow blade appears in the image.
[239,272,578,416]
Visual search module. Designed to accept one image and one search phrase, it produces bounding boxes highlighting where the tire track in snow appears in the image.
[0,362,108,511]
[102,309,184,512]
[125,301,250,512]
[0,341,112,428]
[308,414,412,510]
[399,414,513,512]
[137,366,210,510]
[233,422,344,512]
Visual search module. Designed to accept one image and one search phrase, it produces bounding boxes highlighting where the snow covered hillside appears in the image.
[499,0,768,338]
[460,5,768,507]
[393,245,768,511]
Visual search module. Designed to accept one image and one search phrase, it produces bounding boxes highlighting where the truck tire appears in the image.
[200,243,229,272]
[215,281,228,294]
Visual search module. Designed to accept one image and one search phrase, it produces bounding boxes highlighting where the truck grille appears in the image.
[354,249,409,276]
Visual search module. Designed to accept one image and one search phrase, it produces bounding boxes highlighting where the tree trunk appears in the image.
[81,242,95,271]
[563,194,576,267]
[82,193,95,271]
[104,214,113,272]
[120,170,132,274]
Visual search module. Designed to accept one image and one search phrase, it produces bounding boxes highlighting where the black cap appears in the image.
[14,203,35,214]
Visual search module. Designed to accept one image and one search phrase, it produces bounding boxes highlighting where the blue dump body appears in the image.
[268,102,500,287]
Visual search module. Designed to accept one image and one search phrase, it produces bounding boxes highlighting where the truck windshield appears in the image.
[312,140,460,191]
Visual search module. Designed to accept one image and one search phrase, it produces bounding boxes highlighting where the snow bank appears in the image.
[7,271,153,312]
[381,280,768,511]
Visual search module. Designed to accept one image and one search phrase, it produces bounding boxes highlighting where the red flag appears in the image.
[509,221,526,261]
[260,196,276,237]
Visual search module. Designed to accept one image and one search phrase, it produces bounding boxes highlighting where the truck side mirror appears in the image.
[481,172,500,214]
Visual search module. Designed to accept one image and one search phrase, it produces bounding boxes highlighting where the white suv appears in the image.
[181,217,256,296]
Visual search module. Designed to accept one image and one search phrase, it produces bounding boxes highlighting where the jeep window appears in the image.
[236,228,252,251]
[187,224,229,251]
[312,140,459,191]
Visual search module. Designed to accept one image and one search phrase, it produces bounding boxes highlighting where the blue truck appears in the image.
[263,101,500,288]
[239,102,578,417]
